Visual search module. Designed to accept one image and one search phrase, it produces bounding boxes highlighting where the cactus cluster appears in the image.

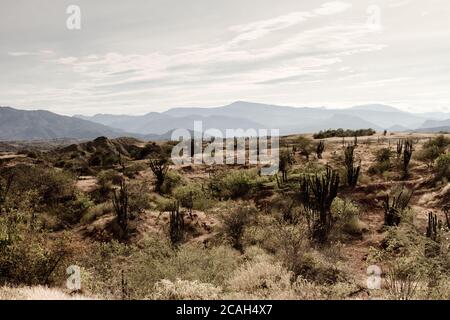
[344,145,360,188]
[299,167,340,242]
[149,158,169,193]
[383,189,413,226]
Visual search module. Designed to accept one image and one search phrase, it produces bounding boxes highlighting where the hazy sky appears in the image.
[1,0,449,115]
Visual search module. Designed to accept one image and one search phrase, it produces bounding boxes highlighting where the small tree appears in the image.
[344,145,360,188]
[316,140,325,159]
[297,136,313,160]
[299,167,340,243]
[149,159,169,193]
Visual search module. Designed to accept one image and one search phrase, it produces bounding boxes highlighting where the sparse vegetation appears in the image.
[313,128,376,139]
[1,132,449,300]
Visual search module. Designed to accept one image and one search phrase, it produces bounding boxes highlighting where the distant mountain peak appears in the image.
[349,104,402,113]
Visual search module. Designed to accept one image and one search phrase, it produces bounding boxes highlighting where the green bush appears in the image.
[160,171,183,195]
[219,202,257,251]
[435,153,450,181]
[215,170,264,199]
[313,128,376,139]
[173,184,214,211]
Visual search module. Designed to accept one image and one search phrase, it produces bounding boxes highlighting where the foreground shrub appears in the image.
[331,198,367,237]
[219,202,257,251]
[435,153,450,182]
[151,279,222,300]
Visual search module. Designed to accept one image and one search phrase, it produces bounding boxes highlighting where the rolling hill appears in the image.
[0,106,130,141]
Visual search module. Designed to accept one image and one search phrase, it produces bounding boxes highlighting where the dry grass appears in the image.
[0,286,93,300]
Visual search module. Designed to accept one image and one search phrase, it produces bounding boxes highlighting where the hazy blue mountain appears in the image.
[0,106,129,141]
[4,102,450,141]
[419,118,450,129]
[163,101,427,131]
[416,126,450,133]
[77,111,266,135]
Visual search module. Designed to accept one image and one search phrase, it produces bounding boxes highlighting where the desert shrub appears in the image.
[423,135,450,151]
[57,192,93,226]
[369,148,392,175]
[77,240,135,299]
[297,136,314,160]
[386,260,423,300]
[434,153,450,181]
[331,198,367,237]
[128,181,152,215]
[138,142,165,160]
[0,228,71,286]
[216,170,263,199]
[160,171,182,195]
[226,254,294,299]
[123,162,147,178]
[127,241,240,299]
[417,145,442,168]
[151,279,222,300]
[262,222,309,276]
[89,151,120,168]
[173,184,214,211]
[81,202,113,224]
[219,202,257,251]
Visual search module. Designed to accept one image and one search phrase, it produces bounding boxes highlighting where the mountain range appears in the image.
[1,102,449,141]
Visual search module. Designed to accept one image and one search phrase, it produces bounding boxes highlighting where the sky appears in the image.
[1,0,449,115]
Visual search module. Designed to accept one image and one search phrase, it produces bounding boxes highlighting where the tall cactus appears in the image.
[344,145,360,188]
[444,205,450,229]
[112,178,129,237]
[299,167,340,242]
[0,174,14,214]
[169,201,185,246]
[396,140,403,159]
[316,140,325,159]
[426,212,440,242]
[403,139,413,178]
